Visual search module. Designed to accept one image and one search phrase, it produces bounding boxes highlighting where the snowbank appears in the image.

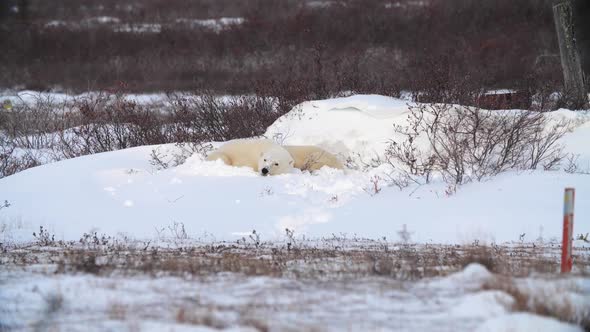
[1,263,587,331]
[0,90,169,106]
[476,314,583,332]
[265,94,411,159]
[1,95,590,246]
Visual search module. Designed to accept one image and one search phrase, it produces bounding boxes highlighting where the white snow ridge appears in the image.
[1,94,589,244]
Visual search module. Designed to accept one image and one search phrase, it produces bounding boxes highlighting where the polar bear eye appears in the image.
[275,163,279,166]
[264,159,267,162]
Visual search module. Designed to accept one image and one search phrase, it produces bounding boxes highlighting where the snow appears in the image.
[36,16,244,34]
[483,89,517,95]
[82,16,121,25]
[476,314,583,332]
[44,20,68,28]
[562,111,590,166]
[176,17,245,32]
[1,94,590,246]
[1,263,587,331]
[265,95,411,159]
[0,90,247,109]
[0,90,169,106]
[306,1,341,8]
[2,93,590,330]
[384,1,429,9]
[114,23,162,34]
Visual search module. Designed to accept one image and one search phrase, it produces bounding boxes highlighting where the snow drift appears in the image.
[0,95,589,246]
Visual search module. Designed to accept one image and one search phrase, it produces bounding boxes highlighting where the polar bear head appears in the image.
[258,146,294,176]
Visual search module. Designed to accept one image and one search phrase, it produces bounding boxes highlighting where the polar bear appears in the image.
[206,139,294,176]
[284,145,344,172]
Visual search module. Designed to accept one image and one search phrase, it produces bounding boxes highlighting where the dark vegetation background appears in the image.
[0,0,567,98]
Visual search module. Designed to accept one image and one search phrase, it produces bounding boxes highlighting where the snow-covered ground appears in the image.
[1,94,590,331]
[40,16,245,34]
[0,90,169,107]
[1,94,589,246]
[1,263,587,331]
[175,17,245,32]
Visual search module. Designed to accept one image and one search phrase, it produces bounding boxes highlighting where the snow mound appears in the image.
[265,95,411,159]
[476,313,583,332]
[1,95,590,245]
[310,94,410,119]
[451,291,514,318]
[430,263,494,290]
[266,95,590,170]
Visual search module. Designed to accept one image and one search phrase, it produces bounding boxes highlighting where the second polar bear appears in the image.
[284,145,344,172]
[206,138,294,176]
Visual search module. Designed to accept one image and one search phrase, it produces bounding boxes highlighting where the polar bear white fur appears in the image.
[284,145,344,172]
[206,139,294,176]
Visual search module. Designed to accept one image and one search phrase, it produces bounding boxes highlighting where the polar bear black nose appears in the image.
[261,168,269,175]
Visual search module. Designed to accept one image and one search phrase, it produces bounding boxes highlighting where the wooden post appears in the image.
[561,188,575,273]
[553,1,587,109]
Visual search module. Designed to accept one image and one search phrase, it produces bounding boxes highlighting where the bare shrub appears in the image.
[167,92,285,142]
[53,93,168,159]
[0,0,560,96]
[32,226,56,246]
[563,154,586,174]
[0,97,68,150]
[460,246,497,272]
[0,150,40,179]
[149,142,213,170]
[0,90,292,178]
[386,103,572,186]
[363,175,383,196]
[0,108,44,177]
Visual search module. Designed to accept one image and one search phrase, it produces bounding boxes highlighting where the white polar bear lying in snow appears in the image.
[283,145,344,172]
[206,139,345,175]
[206,138,294,176]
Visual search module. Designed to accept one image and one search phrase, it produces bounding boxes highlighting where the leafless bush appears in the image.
[0,97,69,150]
[3,233,589,281]
[53,93,168,159]
[386,103,572,186]
[149,142,213,170]
[460,246,497,272]
[0,109,43,177]
[32,226,56,246]
[0,90,293,178]
[79,231,112,248]
[168,221,189,241]
[563,153,590,175]
[0,0,560,96]
[363,175,383,196]
[0,150,40,179]
[167,93,285,142]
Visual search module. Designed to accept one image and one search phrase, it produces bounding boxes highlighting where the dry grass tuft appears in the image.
[483,276,590,330]
[3,238,588,280]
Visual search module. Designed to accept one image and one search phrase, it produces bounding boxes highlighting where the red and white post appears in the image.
[561,188,575,273]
